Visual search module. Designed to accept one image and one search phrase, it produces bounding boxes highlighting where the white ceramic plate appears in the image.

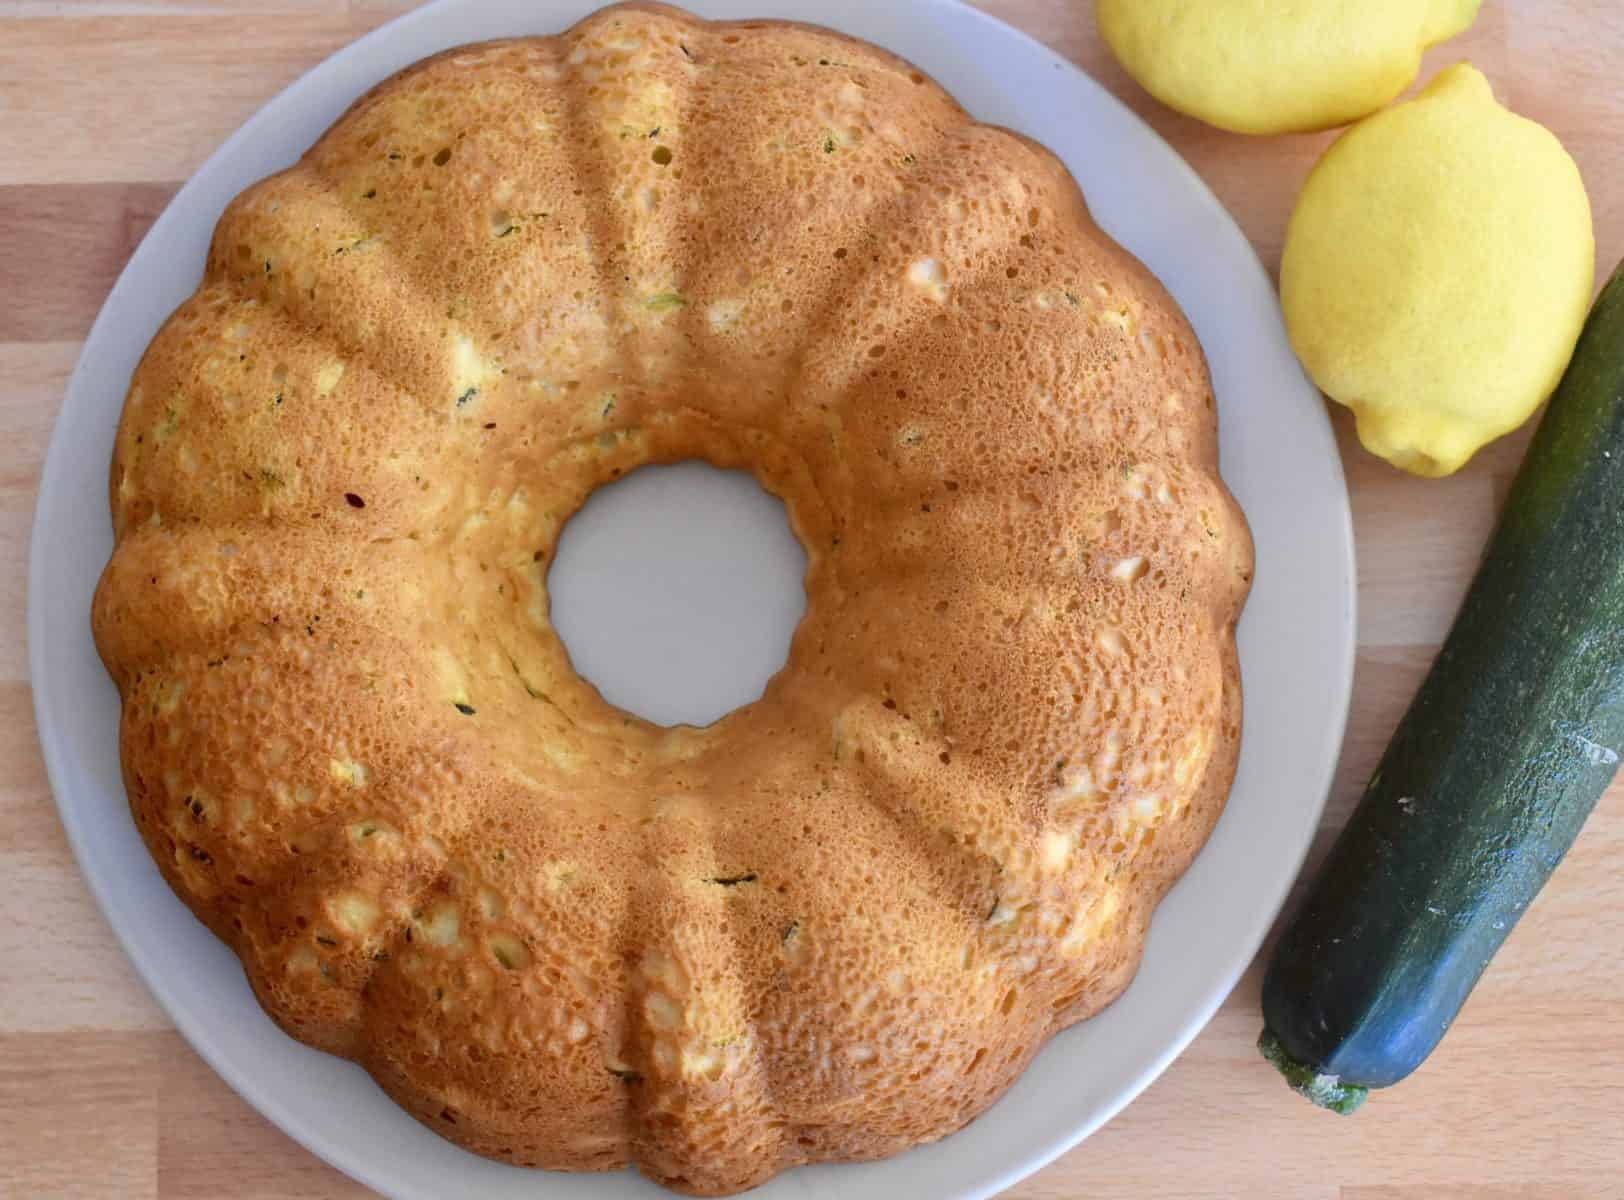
[28,1,1356,1196]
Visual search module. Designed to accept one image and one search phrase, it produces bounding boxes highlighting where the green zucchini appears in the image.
[1259,256,1624,1112]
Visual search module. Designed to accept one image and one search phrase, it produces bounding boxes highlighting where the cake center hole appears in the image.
[548,462,808,728]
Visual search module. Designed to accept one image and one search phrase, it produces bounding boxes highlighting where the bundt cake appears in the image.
[91,3,1253,1193]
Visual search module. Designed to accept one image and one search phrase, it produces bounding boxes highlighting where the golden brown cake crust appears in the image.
[92,4,1253,1193]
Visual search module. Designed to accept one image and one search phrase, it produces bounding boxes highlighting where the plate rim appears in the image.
[28,1,1356,1197]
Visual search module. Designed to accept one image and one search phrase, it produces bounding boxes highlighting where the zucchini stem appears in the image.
[1257,1028,1369,1115]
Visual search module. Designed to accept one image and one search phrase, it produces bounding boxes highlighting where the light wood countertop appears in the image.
[2,1,1620,1195]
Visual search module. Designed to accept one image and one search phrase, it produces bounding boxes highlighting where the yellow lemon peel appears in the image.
[1098,0,1480,135]
[1281,64,1594,477]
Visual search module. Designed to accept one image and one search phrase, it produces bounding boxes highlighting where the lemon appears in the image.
[1281,64,1593,477]
[1097,0,1481,135]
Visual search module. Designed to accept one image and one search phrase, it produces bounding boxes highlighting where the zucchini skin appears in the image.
[1262,258,1624,1096]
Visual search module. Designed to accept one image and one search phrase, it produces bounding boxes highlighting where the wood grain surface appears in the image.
[3,2,1621,1196]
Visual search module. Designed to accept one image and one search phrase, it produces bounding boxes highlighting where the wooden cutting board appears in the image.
[2,2,1620,1196]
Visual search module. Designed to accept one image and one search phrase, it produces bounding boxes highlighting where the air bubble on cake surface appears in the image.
[489,933,530,969]
[314,361,345,395]
[707,298,745,332]
[432,647,471,704]
[650,1037,679,1075]
[1173,730,1211,787]
[350,818,394,843]
[449,332,497,404]
[542,861,578,891]
[640,947,687,992]
[1057,763,1099,805]
[645,991,684,1031]
[681,1045,725,1079]
[331,891,381,935]
[1039,829,1075,873]
[477,886,505,920]
[543,736,589,769]
[1096,626,1126,657]
[503,486,533,522]
[154,678,186,716]
[153,403,182,444]
[417,902,460,946]
[1095,304,1128,336]
[1099,728,1125,772]
[329,757,368,787]
[504,764,550,793]
[985,899,1020,929]
[907,258,948,303]
[782,923,809,966]
[1059,886,1120,958]
[1130,794,1164,826]
[1111,556,1147,585]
